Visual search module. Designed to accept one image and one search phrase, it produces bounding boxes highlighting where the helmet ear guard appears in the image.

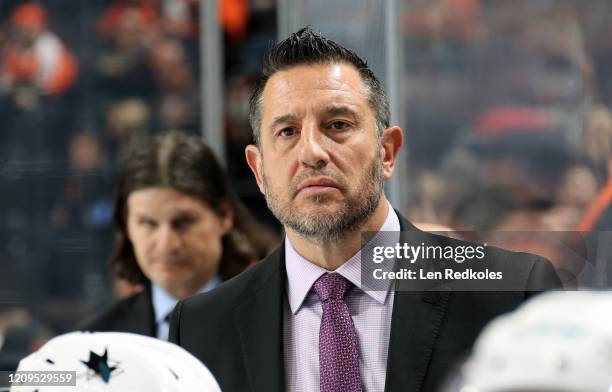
[10,331,221,392]
[444,292,612,392]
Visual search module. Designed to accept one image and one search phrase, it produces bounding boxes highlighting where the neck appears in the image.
[160,273,216,300]
[286,197,389,271]
[163,286,194,300]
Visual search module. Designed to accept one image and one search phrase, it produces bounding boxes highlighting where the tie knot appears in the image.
[313,273,350,302]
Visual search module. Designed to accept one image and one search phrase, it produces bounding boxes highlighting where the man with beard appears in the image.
[169,28,561,392]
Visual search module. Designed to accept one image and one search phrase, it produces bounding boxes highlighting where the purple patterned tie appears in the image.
[314,273,363,392]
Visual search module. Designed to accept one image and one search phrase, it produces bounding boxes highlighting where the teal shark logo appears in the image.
[81,348,117,383]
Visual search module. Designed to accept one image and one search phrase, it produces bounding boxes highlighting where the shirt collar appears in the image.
[285,201,400,314]
[151,275,222,323]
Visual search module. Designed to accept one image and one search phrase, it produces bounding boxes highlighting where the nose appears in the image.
[156,224,181,254]
[298,120,330,169]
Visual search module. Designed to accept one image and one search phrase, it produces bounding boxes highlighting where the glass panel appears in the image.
[401,0,611,286]
[0,0,278,369]
[293,0,387,84]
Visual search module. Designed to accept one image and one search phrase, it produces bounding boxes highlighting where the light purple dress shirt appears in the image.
[283,202,400,392]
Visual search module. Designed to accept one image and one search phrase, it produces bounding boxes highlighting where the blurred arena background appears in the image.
[0,0,611,370]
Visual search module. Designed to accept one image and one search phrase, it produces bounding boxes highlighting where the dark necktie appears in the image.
[159,312,171,341]
[314,273,363,392]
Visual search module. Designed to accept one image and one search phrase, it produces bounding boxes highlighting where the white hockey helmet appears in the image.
[9,331,221,392]
[453,291,612,392]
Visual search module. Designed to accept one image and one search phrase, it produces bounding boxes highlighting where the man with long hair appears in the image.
[81,131,270,340]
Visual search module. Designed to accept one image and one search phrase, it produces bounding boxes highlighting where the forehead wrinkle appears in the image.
[260,64,371,136]
[129,190,201,213]
[264,64,369,100]
[267,82,368,101]
[264,88,365,118]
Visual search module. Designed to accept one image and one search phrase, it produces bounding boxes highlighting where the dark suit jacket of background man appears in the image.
[79,284,156,336]
[169,214,562,392]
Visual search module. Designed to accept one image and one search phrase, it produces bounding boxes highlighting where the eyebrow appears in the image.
[324,105,359,119]
[133,212,156,221]
[269,114,299,133]
[268,106,359,133]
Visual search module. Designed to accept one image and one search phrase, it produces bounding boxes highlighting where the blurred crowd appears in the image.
[0,0,276,368]
[1,0,611,378]
[402,0,612,288]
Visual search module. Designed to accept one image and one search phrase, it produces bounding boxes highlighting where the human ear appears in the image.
[380,126,404,180]
[245,144,265,194]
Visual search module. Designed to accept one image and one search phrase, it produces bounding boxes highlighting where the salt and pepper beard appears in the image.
[261,149,385,245]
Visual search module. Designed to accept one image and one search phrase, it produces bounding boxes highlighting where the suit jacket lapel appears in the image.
[230,214,450,392]
[384,289,450,392]
[384,215,451,392]
[234,248,286,392]
[122,286,157,336]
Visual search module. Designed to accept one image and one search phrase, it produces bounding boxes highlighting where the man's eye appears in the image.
[139,218,157,228]
[329,121,349,130]
[278,127,296,137]
[173,216,195,230]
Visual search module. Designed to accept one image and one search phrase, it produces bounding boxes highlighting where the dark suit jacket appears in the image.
[169,216,561,392]
[79,285,156,337]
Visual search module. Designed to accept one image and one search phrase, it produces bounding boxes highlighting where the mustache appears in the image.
[290,169,348,197]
